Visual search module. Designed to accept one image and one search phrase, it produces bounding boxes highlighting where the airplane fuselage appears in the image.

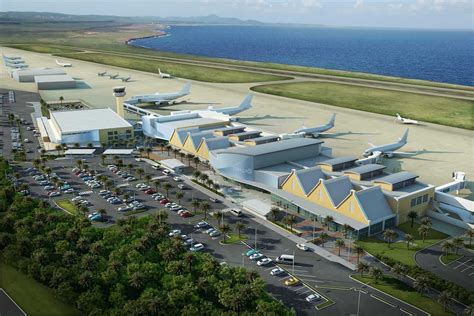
[363,141,406,157]
[295,124,332,137]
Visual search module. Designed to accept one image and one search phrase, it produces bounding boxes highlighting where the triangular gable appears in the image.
[336,190,369,224]
[321,176,353,207]
[354,186,394,222]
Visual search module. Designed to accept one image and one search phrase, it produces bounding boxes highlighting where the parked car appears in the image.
[19,189,30,196]
[179,211,192,218]
[63,188,75,194]
[144,188,157,195]
[44,185,56,191]
[250,253,264,261]
[118,206,132,212]
[209,197,219,203]
[284,277,299,286]
[209,230,221,237]
[206,228,217,235]
[48,191,61,197]
[168,229,181,237]
[305,293,321,303]
[194,221,209,229]
[132,204,146,210]
[270,267,285,276]
[159,199,169,204]
[257,258,272,266]
[246,249,259,257]
[190,243,204,252]
[170,205,183,212]
[173,176,182,182]
[177,184,186,189]
[183,238,194,246]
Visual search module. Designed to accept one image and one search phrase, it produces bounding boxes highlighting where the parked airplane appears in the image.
[2,53,22,61]
[294,114,336,137]
[396,113,419,125]
[127,82,191,105]
[158,68,171,79]
[3,57,26,65]
[109,73,119,79]
[98,70,108,76]
[207,94,253,116]
[120,75,132,82]
[55,59,72,67]
[363,129,410,158]
[5,62,28,69]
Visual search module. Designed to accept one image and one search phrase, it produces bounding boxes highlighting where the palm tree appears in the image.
[192,170,201,181]
[144,174,152,185]
[87,143,93,149]
[235,221,246,238]
[199,173,209,184]
[59,96,64,106]
[420,217,432,227]
[201,201,211,219]
[325,215,334,231]
[137,168,144,179]
[213,183,221,192]
[163,182,172,198]
[335,238,345,256]
[418,225,430,243]
[186,154,194,166]
[175,192,184,204]
[438,290,451,312]
[342,224,352,237]
[452,237,464,255]
[441,240,454,257]
[383,229,397,248]
[391,264,405,280]
[159,143,165,153]
[98,209,107,217]
[284,214,297,232]
[154,180,161,191]
[220,224,231,243]
[138,147,145,157]
[357,261,369,277]
[353,244,364,263]
[269,207,280,221]
[55,144,62,156]
[413,276,429,295]
[213,211,223,227]
[191,199,200,214]
[319,232,329,247]
[404,233,414,249]
[100,154,106,165]
[172,148,179,158]
[185,253,194,273]
[129,272,144,289]
[465,229,474,247]
[407,211,418,228]
[369,267,382,283]
[193,156,200,168]
[145,147,152,159]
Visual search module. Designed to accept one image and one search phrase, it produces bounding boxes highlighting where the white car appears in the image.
[296,243,309,251]
[305,293,321,303]
[63,188,75,194]
[118,206,131,212]
[173,176,182,182]
[270,267,285,276]
[250,253,264,261]
[257,258,272,266]
[168,229,181,237]
[190,243,204,252]
[135,183,146,188]
[177,184,185,189]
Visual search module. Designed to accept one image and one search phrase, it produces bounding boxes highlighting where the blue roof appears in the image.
[355,186,394,221]
[319,156,357,167]
[294,166,325,195]
[244,135,280,144]
[187,130,215,148]
[344,164,386,175]
[202,137,230,151]
[323,176,354,206]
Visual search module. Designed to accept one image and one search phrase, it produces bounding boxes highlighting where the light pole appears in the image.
[356,287,361,316]
[292,249,296,275]
[242,253,245,267]
[254,226,258,251]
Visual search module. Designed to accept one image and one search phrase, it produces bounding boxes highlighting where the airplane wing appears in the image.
[390,151,419,157]
[368,142,377,148]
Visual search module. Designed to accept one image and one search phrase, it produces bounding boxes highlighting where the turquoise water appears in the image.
[130,25,473,86]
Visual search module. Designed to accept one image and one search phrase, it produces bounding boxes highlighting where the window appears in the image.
[126,130,132,134]
[416,196,422,205]
[107,131,113,136]
[114,131,118,135]
[410,198,416,207]
[422,194,428,203]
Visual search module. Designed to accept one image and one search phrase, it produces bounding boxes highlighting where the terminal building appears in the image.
[36,108,133,146]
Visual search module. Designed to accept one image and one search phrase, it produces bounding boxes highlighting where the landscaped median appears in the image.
[220,233,248,245]
[55,198,78,216]
[440,253,463,265]
[352,274,453,316]
[357,222,448,266]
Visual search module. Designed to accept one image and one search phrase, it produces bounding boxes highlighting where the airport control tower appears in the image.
[113,86,126,118]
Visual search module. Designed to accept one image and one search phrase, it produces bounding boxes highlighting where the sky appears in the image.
[2,0,473,30]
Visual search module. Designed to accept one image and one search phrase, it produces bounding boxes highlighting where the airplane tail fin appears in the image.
[328,113,336,127]
[399,128,409,143]
[179,82,191,95]
[396,113,402,120]
[158,68,162,74]
[239,94,253,110]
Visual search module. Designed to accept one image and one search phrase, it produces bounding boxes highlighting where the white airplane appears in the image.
[207,94,253,116]
[98,70,108,76]
[396,113,419,125]
[294,114,336,137]
[127,82,191,105]
[363,129,410,158]
[5,62,28,68]
[109,73,119,79]
[2,53,23,61]
[158,68,171,79]
[120,75,132,82]
[55,59,72,67]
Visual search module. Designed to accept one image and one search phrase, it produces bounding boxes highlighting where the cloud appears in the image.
[354,0,363,9]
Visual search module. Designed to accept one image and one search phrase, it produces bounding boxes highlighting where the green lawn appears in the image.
[54,52,292,83]
[353,275,452,316]
[358,222,448,266]
[0,260,82,316]
[55,199,78,215]
[440,253,463,265]
[5,44,81,54]
[222,233,248,244]
[251,81,474,130]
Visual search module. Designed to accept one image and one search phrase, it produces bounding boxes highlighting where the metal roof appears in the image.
[176,127,200,144]
[160,158,185,169]
[355,186,394,221]
[188,130,215,148]
[229,130,262,138]
[373,171,418,185]
[244,135,280,144]
[214,126,245,133]
[294,166,325,195]
[323,176,354,206]
[34,75,75,83]
[64,149,96,155]
[103,149,134,155]
[50,108,132,134]
[318,156,357,167]
[14,67,65,76]
[344,164,386,175]
[217,138,323,157]
[203,137,230,151]
[158,117,226,130]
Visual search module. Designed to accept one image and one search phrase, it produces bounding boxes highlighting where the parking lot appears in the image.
[450,256,474,276]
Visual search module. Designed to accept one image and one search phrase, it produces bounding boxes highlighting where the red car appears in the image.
[180,211,193,218]
[159,199,169,204]
[144,188,157,195]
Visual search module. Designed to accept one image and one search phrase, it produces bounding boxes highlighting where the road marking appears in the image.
[299,288,313,295]
[461,264,474,272]
[454,258,471,269]
[264,267,274,271]
[370,294,397,308]
[400,308,414,315]
[279,276,291,281]
[293,274,321,279]
[299,278,324,283]
[293,286,306,292]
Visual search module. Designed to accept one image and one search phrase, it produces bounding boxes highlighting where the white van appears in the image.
[230,209,242,217]
[275,254,294,264]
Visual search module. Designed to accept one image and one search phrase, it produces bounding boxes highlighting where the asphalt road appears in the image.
[0,289,26,316]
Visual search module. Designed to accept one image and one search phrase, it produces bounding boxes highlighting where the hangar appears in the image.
[11,67,66,82]
[35,75,76,90]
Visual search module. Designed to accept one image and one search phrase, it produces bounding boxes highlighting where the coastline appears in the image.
[125,29,168,45]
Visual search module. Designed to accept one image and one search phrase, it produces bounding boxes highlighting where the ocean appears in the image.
[129,25,473,86]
